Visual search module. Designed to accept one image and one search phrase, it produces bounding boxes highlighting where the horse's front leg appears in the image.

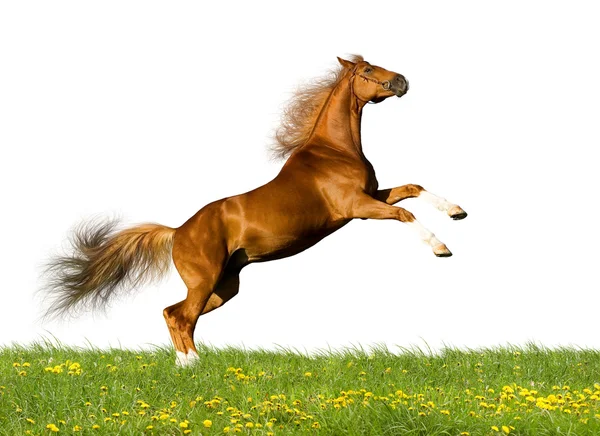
[349,194,452,257]
[375,184,467,220]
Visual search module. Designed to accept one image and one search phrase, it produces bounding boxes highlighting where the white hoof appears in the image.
[175,350,200,367]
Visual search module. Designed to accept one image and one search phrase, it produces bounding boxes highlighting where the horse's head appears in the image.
[338,56,408,104]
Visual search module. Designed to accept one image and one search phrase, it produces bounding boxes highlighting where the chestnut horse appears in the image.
[44,55,467,366]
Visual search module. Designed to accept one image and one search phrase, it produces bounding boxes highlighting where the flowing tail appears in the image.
[43,218,176,319]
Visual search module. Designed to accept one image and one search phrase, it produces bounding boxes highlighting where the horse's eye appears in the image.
[364,67,373,74]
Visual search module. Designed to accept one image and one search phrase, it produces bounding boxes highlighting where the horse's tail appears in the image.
[43,218,176,319]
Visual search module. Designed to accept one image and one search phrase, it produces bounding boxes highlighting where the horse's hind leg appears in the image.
[164,236,228,367]
[201,270,240,316]
[375,184,467,220]
[164,269,240,366]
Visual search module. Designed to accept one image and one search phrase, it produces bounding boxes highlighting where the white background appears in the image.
[1,1,599,353]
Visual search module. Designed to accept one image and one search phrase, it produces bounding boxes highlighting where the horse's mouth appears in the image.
[393,81,409,97]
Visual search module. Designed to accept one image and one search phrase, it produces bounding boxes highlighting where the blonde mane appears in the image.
[271,55,364,159]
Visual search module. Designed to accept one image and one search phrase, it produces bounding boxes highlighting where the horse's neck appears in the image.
[309,77,366,157]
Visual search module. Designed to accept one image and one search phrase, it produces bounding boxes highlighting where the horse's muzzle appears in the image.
[383,74,408,97]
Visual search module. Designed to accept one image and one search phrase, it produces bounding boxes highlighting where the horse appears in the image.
[44,55,467,366]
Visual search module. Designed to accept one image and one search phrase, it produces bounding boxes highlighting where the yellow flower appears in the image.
[92,424,100,430]
[492,426,499,431]
[23,362,31,367]
[460,433,470,436]
[440,410,450,415]
[223,426,230,433]
[203,420,213,428]
[180,421,189,428]
[73,425,82,432]
[13,362,20,367]
[46,424,59,432]
[26,418,35,424]
[502,426,511,434]
[146,425,153,430]
[304,372,312,377]
[312,422,321,429]
[246,422,254,428]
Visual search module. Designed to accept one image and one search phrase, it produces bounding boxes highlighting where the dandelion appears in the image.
[180,421,189,428]
[26,418,35,424]
[46,423,60,432]
[502,426,511,434]
[492,426,499,431]
[203,419,213,428]
[223,426,231,433]
[312,422,321,429]
[146,425,153,430]
[73,425,82,432]
[92,424,100,430]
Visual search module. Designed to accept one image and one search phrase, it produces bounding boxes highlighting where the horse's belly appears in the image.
[243,221,349,263]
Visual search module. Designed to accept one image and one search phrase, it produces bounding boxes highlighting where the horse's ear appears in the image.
[337,57,356,70]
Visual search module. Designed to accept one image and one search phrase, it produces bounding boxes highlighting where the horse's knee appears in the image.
[408,184,425,195]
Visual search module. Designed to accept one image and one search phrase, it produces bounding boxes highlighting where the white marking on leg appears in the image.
[419,191,452,212]
[175,350,200,367]
[175,351,188,367]
[406,220,441,247]
[186,350,199,364]
[406,220,451,256]
[419,191,466,219]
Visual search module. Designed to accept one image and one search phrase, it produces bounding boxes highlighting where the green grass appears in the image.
[2,343,600,435]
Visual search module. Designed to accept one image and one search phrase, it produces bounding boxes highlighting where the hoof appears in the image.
[448,205,467,220]
[433,244,452,257]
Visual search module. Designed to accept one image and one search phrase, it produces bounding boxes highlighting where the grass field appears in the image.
[1,343,599,435]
